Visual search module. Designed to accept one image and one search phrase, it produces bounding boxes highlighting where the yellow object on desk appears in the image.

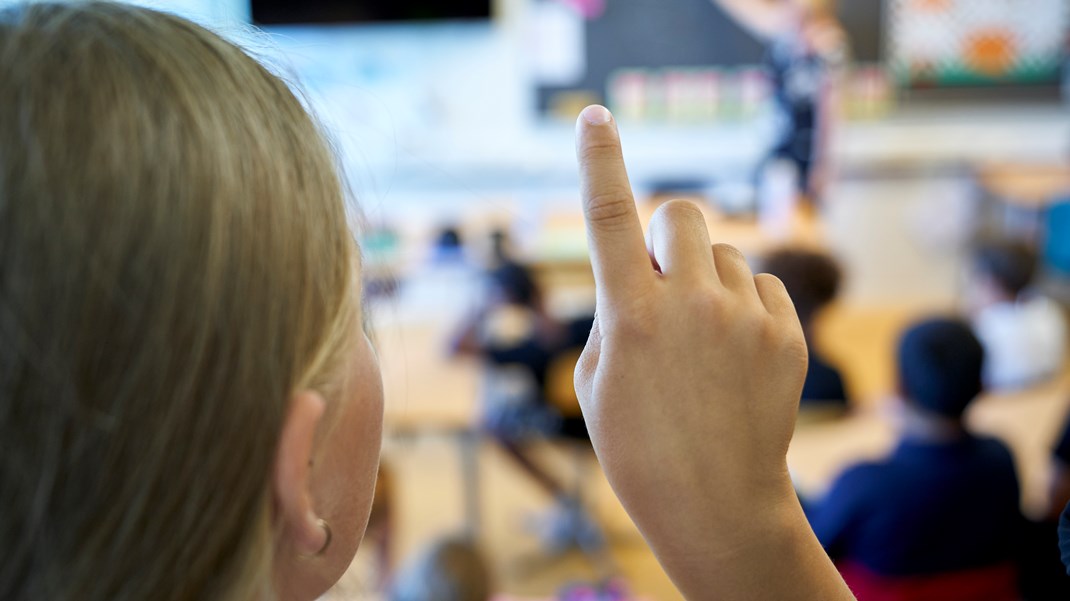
[978,163,1070,209]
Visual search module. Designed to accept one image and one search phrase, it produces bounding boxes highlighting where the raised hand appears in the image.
[573,105,854,601]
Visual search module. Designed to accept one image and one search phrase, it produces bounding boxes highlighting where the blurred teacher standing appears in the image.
[712,0,848,205]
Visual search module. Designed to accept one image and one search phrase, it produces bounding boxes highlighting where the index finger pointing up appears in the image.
[576,105,653,303]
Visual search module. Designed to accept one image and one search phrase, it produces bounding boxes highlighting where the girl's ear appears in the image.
[273,391,328,556]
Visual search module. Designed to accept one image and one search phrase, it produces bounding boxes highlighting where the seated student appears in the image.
[762,248,847,406]
[450,262,573,496]
[809,319,1022,601]
[450,261,602,549]
[966,239,1067,390]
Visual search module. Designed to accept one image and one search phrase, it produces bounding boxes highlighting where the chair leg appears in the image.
[460,428,482,540]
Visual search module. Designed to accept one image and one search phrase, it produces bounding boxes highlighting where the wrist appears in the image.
[654,490,834,600]
[638,469,800,558]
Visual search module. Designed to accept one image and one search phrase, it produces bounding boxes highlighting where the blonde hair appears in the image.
[0,3,359,600]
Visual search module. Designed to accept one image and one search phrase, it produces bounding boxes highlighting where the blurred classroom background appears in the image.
[21,0,1070,599]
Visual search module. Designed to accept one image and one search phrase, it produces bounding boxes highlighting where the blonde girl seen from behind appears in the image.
[0,3,382,600]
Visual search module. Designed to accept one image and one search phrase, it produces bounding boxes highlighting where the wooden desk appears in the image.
[378,319,479,433]
[967,371,1070,518]
[976,162,1070,241]
[528,199,824,314]
[375,316,484,536]
[529,198,823,264]
[978,163,1070,209]
[376,235,1070,521]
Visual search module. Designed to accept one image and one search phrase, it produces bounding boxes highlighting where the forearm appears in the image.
[664,504,852,599]
[627,474,854,600]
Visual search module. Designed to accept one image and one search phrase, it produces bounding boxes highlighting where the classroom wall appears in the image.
[3,0,1070,311]
[2,0,1067,218]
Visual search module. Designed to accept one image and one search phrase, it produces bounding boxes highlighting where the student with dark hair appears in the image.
[432,226,465,262]
[809,318,1023,600]
[966,239,1067,389]
[762,248,847,405]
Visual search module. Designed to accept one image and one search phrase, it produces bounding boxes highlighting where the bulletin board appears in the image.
[533,0,885,114]
[888,0,1069,87]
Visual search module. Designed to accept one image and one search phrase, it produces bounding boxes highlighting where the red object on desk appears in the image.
[838,560,1018,601]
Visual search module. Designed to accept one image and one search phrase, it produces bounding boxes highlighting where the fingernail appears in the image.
[581,105,612,125]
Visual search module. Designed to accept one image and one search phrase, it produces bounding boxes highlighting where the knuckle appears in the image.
[683,283,720,316]
[755,272,786,289]
[781,330,810,369]
[578,137,621,163]
[712,243,747,265]
[788,332,808,361]
[574,348,596,395]
[602,303,657,342]
[762,313,806,357]
[755,273,792,302]
[584,188,637,230]
[614,313,655,341]
[738,303,770,333]
[654,198,705,224]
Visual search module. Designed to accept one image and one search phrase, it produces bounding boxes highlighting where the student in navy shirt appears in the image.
[809,318,1022,600]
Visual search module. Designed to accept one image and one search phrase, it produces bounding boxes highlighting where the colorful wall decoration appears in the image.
[889,0,1069,86]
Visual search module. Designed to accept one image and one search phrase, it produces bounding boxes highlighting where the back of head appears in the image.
[389,538,491,601]
[973,239,1038,299]
[0,3,356,600]
[761,248,841,326]
[488,261,539,308]
[897,318,985,420]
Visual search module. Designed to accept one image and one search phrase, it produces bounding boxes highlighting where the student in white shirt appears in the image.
[966,239,1067,390]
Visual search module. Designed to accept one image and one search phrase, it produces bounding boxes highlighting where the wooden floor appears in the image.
[329,436,680,600]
